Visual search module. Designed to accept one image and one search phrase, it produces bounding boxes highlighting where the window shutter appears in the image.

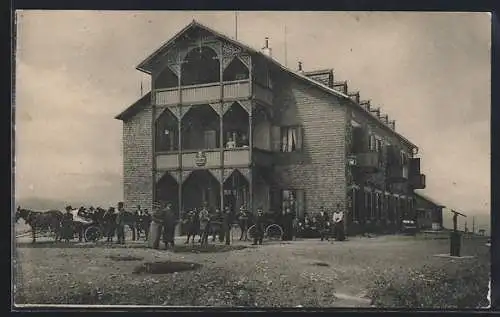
[296,190,305,219]
[271,126,281,152]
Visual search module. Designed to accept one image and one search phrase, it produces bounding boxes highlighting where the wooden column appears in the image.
[177,56,183,220]
[151,71,157,212]
[248,107,254,214]
[219,44,225,210]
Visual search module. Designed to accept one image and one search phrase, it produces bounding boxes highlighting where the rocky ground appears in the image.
[13,232,490,308]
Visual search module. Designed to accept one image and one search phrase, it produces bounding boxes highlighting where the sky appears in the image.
[14,11,491,223]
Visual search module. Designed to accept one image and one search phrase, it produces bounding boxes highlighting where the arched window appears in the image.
[155,109,179,152]
[223,58,249,81]
[155,67,178,89]
[181,47,220,86]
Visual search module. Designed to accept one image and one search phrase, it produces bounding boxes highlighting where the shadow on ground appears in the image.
[133,261,202,274]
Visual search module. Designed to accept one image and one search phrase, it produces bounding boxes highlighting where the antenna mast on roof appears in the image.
[284,25,288,67]
[235,11,238,40]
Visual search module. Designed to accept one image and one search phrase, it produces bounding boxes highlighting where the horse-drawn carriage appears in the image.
[246,212,284,241]
[70,209,105,242]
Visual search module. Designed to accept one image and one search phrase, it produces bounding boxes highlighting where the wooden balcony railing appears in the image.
[224,148,250,166]
[355,152,380,173]
[253,83,273,106]
[155,148,251,170]
[155,80,251,106]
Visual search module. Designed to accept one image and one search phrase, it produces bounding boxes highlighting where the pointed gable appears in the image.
[136,20,254,75]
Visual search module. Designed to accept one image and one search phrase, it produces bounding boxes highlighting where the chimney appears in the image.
[261,37,272,57]
[360,100,371,112]
[370,107,381,118]
[389,120,396,130]
[298,61,303,72]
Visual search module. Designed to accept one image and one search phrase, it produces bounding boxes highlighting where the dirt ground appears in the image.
[13,232,490,308]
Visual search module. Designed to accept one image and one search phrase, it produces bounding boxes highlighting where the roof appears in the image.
[303,68,334,76]
[117,20,419,149]
[414,190,446,208]
[114,91,151,121]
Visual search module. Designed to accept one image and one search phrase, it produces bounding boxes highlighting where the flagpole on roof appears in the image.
[235,11,238,40]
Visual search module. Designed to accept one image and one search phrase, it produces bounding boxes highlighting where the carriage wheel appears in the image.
[266,224,284,240]
[247,224,257,240]
[84,226,102,242]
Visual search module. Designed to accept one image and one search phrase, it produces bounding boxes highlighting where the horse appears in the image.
[15,206,63,243]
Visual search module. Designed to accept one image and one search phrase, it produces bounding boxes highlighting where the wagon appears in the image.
[246,214,284,241]
[70,209,103,242]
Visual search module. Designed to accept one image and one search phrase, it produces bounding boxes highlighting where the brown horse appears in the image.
[15,206,64,243]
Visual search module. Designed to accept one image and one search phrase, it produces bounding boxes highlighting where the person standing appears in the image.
[199,204,210,246]
[162,202,177,250]
[211,208,222,242]
[61,205,74,243]
[221,206,232,245]
[332,203,346,241]
[142,208,151,241]
[103,207,116,242]
[116,202,127,245]
[149,202,164,249]
[238,204,249,241]
[252,207,265,245]
[318,207,330,241]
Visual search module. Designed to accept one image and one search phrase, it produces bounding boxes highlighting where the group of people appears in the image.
[56,200,346,246]
[58,203,153,244]
[298,204,346,241]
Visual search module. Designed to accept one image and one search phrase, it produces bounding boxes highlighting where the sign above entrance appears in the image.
[194,151,207,167]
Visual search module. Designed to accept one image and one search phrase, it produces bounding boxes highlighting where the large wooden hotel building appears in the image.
[115,20,430,234]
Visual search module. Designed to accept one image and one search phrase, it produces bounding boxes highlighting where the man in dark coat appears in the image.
[252,207,265,245]
[103,207,116,242]
[221,206,232,245]
[115,202,127,244]
[282,208,294,241]
[61,205,74,243]
[318,207,330,241]
[162,202,177,250]
[142,208,151,241]
[238,205,249,241]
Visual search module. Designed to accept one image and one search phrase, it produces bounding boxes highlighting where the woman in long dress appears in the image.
[61,206,74,242]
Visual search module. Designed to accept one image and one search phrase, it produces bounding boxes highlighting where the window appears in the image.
[368,134,375,151]
[203,130,217,149]
[280,126,303,152]
[282,189,305,218]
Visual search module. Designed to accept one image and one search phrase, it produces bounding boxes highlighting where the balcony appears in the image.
[387,165,409,183]
[253,83,273,106]
[156,148,251,170]
[410,173,426,189]
[155,80,251,106]
[355,152,380,173]
[253,149,274,167]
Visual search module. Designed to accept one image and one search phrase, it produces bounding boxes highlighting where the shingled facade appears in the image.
[115,20,427,234]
